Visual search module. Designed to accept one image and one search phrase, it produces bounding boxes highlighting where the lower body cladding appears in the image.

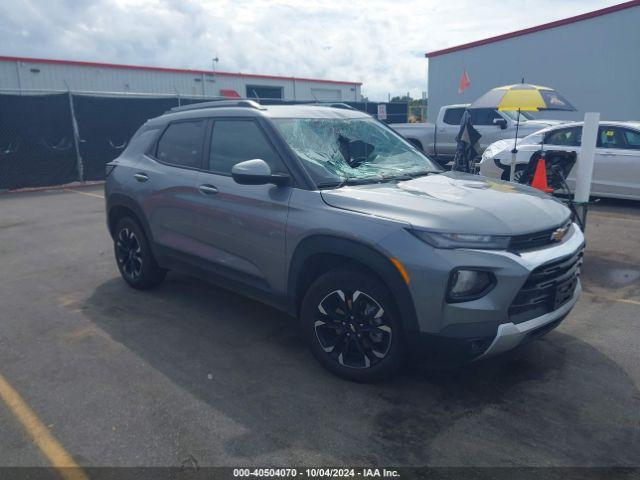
[476,281,581,359]
[378,223,585,363]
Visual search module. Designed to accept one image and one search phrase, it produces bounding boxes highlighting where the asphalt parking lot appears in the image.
[1,184,639,470]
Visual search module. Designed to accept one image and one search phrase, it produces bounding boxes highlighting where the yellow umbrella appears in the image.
[470,83,575,112]
[471,83,576,181]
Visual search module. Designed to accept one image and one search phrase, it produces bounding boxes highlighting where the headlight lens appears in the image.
[448,269,495,302]
[410,230,510,249]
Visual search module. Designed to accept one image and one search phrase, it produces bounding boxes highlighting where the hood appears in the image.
[520,119,566,129]
[321,172,569,235]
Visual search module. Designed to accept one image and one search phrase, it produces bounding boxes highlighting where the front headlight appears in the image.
[410,229,510,249]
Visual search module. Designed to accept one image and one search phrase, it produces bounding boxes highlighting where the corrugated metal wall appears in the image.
[0,59,361,101]
[427,5,640,122]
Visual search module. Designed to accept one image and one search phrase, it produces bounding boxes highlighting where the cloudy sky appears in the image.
[0,0,621,100]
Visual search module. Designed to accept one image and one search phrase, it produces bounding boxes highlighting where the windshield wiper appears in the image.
[316,176,387,189]
[383,170,438,181]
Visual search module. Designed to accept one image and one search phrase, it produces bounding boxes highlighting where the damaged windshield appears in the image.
[272,117,441,187]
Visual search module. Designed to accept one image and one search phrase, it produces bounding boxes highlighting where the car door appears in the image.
[594,126,640,198]
[436,107,465,156]
[142,118,207,258]
[468,109,511,151]
[193,118,292,294]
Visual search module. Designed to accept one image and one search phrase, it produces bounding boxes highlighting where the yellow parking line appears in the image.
[0,372,88,480]
[617,298,640,306]
[64,188,104,199]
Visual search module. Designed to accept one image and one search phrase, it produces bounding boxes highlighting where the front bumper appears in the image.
[476,279,580,359]
[379,222,585,361]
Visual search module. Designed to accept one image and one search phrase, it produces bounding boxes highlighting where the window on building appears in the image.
[156,120,206,168]
[468,108,503,126]
[545,127,582,147]
[208,120,285,175]
[442,108,465,125]
[246,85,284,100]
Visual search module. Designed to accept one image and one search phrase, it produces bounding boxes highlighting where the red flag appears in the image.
[458,69,471,94]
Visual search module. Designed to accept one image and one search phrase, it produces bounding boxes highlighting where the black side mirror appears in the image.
[493,118,508,130]
[231,159,290,186]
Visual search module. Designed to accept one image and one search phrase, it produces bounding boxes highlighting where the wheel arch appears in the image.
[107,193,153,243]
[287,235,419,334]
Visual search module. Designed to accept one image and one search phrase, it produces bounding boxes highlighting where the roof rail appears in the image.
[169,99,266,113]
[300,102,357,111]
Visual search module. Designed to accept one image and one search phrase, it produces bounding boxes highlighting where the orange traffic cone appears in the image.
[531,158,553,193]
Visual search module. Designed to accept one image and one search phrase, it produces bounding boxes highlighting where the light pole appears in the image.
[211,57,219,98]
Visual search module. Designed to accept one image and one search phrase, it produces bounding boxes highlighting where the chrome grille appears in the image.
[509,220,572,252]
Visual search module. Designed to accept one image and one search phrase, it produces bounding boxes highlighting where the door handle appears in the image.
[199,184,219,195]
[134,173,149,182]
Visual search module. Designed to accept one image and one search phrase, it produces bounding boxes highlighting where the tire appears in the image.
[501,164,526,182]
[113,217,166,290]
[300,269,405,382]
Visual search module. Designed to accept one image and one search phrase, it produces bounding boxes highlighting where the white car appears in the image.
[479,121,640,201]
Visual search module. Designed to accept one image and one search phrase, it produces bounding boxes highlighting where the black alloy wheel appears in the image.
[113,217,166,290]
[314,289,393,369]
[301,269,404,382]
[115,226,143,281]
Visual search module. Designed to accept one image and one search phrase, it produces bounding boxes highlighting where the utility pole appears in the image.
[212,56,219,98]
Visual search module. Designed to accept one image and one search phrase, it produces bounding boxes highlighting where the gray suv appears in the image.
[105,100,584,382]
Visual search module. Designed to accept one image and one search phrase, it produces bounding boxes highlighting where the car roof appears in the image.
[528,120,640,135]
[149,102,371,125]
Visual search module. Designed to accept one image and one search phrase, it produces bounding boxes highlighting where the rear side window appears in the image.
[545,127,581,147]
[443,108,465,125]
[597,127,627,150]
[156,120,206,168]
[208,120,284,174]
[623,129,640,150]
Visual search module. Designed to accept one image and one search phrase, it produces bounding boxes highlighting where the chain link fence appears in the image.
[0,92,408,190]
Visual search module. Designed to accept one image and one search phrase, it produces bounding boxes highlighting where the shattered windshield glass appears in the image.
[272,118,441,187]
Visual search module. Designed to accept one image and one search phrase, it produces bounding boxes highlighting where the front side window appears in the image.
[209,120,284,174]
[545,127,581,147]
[272,117,440,186]
[521,131,545,145]
[469,108,502,126]
[156,120,206,168]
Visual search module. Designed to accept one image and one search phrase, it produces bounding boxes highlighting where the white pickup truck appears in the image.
[391,104,564,165]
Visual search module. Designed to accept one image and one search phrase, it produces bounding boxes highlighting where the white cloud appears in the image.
[0,0,620,100]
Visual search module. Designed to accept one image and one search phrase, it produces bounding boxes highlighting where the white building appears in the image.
[0,55,362,102]
[425,0,640,121]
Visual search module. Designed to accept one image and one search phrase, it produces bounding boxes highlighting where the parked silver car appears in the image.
[479,121,640,200]
[105,100,584,381]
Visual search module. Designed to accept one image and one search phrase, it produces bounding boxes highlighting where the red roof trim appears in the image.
[220,89,241,98]
[425,0,640,58]
[0,55,362,86]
